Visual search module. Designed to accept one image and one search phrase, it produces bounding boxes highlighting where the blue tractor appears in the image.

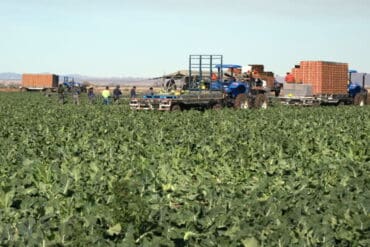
[348,70,368,106]
[62,76,87,93]
[210,63,269,109]
[130,55,269,111]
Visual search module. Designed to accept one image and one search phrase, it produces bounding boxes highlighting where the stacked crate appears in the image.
[291,66,303,83]
[292,61,348,95]
[249,64,264,74]
[247,64,275,88]
[259,72,275,88]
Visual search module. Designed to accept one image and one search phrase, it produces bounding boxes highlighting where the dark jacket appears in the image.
[113,88,122,99]
[130,88,136,98]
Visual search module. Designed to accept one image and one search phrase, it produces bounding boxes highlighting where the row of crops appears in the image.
[0,92,369,246]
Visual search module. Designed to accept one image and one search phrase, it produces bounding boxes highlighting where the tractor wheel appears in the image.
[354,94,365,106]
[234,93,250,109]
[241,98,252,109]
[255,94,268,109]
[170,104,182,111]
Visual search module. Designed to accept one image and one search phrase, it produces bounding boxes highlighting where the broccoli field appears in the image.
[0,92,369,246]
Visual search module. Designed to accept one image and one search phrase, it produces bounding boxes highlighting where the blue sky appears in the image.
[0,0,369,77]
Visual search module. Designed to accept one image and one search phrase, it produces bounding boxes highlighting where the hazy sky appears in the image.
[0,0,369,77]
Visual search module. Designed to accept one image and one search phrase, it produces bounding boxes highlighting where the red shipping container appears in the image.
[22,74,59,88]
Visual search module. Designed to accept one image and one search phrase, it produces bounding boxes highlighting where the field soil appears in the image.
[0,88,20,92]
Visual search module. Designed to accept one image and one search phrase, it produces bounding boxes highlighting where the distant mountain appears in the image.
[0,73,21,80]
[59,74,154,86]
[61,74,148,83]
[0,72,156,86]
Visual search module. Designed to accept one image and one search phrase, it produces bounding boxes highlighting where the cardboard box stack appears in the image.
[259,72,275,88]
[250,64,264,74]
[291,61,348,95]
[248,64,275,88]
[291,66,303,83]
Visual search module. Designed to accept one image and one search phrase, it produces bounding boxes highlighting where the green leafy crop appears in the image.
[0,92,369,246]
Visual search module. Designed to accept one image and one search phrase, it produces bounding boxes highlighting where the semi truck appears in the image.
[129,55,270,111]
[21,74,59,92]
[278,61,368,106]
[21,74,86,92]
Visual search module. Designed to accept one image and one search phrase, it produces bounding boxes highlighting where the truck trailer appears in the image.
[279,61,368,106]
[21,74,59,92]
[21,74,87,93]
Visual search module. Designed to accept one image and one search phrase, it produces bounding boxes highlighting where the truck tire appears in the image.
[354,94,365,106]
[234,93,250,109]
[336,100,345,106]
[255,94,268,109]
[170,104,182,111]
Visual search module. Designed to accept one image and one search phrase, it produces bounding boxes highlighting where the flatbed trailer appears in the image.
[130,91,228,111]
[279,77,368,106]
[279,96,320,106]
[130,88,270,111]
[279,93,368,106]
[316,94,357,105]
[21,74,59,92]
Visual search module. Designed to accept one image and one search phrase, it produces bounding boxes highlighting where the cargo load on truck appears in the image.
[280,61,368,106]
[291,61,348,95]
[21,74,59,91]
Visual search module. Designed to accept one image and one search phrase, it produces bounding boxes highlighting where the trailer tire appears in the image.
[336,100,345,106]
[170,104,182,111]
[234,93,250,109]
[354,94,365,106]
[212,103,223,110]
[255,94,268,109]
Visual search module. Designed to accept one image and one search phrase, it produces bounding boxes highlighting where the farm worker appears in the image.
[113,85,122,103]
[130,86,137,98]
[88,87,95,104]
[255,78,263,87]
[146,87,154,97]
[57,84,65,104]
[102,86,110,105]
[285,72,295,83]
[72,86,81,105]
[166,78,176,92]
[274,80,282,97]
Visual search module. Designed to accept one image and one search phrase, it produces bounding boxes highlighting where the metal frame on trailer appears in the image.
[188,55,223,89]
[279,96,320,106]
